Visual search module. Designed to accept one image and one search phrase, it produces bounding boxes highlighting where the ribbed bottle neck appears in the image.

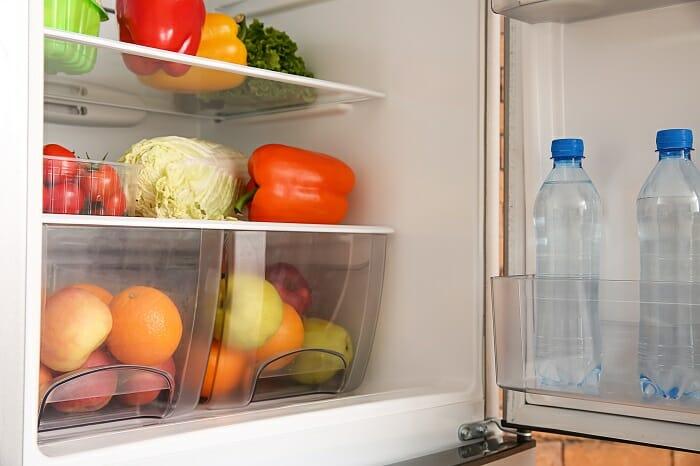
[658,148,692,160]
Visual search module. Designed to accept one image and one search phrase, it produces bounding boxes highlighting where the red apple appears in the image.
[265,263,312,314]
[119,358,176,407]
[52,349,118,413]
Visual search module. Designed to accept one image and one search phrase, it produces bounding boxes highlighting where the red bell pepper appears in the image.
[117,0,206,77]
[236,144,355,224]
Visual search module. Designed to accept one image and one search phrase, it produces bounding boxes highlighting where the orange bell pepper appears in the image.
[139,13,247,93]
[237,144,355,224]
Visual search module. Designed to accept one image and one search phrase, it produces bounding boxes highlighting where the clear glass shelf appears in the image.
[492,276,700,416]
[42,214,394,235]
[44,28,385,121]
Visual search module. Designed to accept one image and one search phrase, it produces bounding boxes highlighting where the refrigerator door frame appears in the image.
[498,14,700,452]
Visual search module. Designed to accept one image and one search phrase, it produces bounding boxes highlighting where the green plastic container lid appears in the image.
[90,0,109,22]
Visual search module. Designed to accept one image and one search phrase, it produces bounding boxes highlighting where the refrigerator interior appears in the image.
[502,0,700,428]
[33,0,489,460]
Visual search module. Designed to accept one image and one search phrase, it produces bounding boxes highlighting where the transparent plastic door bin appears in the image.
[40,226,221,432]
[200,231,387,409]
[43,156,139,217]
[491,276,700,414]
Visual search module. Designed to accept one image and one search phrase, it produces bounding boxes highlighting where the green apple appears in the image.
[292,318,354,385]
[220,274,283,350]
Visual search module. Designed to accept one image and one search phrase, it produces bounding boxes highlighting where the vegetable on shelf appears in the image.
[116,0,206,77]
[120,136,248,220]
[139,13,248,93]
[236,144,355,224]
[175,18,316,113]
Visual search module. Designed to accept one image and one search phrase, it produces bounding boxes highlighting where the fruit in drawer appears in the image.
[265,263,312,315]
[200,340,251,400]
[292,319,354,385]
[52,350,118,413]
[119,357,176,407]
[41,287,113,372]
[220,275,283,350]
[70,283,113,305]
[38,364,53,401]
[255,304,304,371]
[108,286,183,366]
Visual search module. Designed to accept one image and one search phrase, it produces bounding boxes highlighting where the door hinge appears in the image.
[458,417,533,443]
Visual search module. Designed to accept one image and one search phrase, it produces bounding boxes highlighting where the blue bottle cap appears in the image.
[551,138,584,159]
[656,129,694,151]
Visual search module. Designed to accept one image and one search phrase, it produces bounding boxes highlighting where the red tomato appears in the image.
[45,182,83,214]
[42,186,50,212]
[43,144,75,157]
[98,190,127,216]
[43,144,78,186]
[84,165,121,203]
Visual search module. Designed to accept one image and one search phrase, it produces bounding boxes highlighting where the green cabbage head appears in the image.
[120,137,247,219]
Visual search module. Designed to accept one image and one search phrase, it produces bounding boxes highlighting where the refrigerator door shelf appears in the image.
[492,0,695,23]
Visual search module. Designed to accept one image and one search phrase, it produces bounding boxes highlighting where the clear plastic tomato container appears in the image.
[43,156,139,216]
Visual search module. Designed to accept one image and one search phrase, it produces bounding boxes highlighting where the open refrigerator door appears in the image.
[493,0,700,451]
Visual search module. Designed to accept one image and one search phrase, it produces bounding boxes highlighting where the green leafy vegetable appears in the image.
[120,137,248,220]
[240,18,313,77]
[181,18,317,114]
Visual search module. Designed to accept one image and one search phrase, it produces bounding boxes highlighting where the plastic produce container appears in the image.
[39,226,222,432]
[200,230,387,409]
[45,0,108,75]
[43,156,139,217]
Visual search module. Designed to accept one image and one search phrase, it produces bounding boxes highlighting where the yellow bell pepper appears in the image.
[139,13,247,93]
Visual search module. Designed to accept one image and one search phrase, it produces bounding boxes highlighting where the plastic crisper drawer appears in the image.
[199,231,387,409]
[491,276,700,415]
[39,225,221,432]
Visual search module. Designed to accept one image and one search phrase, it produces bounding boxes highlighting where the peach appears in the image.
[119,358,176,407]
[41,287,112,372]
[52,349,118,413]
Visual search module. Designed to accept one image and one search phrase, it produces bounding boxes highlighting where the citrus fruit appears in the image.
[70,283,113,305]
[200,340,250,400]
[255,304,304,371]
[107,286,183,366]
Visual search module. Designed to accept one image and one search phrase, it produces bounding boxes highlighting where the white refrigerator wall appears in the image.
[511,1,700,280]
[203,0,487,398]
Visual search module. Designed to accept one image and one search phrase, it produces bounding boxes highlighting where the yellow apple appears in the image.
[220,274,283,350]
[292,318,354,385]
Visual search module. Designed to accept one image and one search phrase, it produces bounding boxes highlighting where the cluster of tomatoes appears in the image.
[43,144,127,216]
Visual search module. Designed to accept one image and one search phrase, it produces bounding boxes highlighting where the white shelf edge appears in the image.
[42,214,394,235]
[44,28,386,100]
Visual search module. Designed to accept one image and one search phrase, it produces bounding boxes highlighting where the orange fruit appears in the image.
[107,286,183,366]
[71,283,113,305]
[200,340,250,400]
[255,304,304,371]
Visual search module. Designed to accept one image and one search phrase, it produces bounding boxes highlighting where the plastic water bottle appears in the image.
[637,128,700,400]
[533,138,602,391]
